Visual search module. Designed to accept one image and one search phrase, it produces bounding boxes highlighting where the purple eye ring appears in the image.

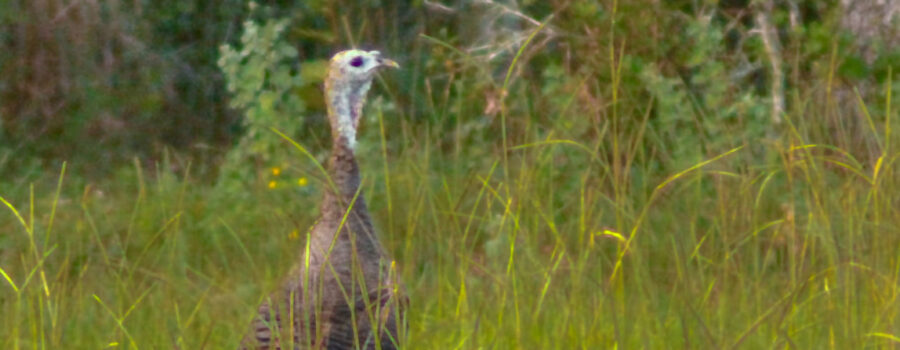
[350,56,364,67]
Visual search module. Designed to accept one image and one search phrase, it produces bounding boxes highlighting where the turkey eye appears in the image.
[350,56,364,67]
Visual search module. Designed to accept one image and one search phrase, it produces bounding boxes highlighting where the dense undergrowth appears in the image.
[2,0,900,348]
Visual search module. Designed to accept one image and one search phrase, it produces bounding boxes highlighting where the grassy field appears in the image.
[3,3,900,349]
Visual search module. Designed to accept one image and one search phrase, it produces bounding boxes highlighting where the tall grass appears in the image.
[2,3,900,350]
[2,72,898,349]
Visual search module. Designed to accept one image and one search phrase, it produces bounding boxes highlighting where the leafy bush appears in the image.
[633,14,767,168]
[217,16,307,190]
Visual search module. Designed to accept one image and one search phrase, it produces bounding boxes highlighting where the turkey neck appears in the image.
[321,78,375,233]
[324,135,364,212]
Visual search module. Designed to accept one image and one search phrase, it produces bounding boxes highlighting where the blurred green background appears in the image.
[1,0,897,179]
[1,0,899,348]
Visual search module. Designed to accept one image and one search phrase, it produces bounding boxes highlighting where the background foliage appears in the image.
[1,0,899,348]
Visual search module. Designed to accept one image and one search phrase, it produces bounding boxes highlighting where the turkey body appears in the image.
[241,49,405,350]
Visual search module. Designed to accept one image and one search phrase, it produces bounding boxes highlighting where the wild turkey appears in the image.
[242,50,406,349]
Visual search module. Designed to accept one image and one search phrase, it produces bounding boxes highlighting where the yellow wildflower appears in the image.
[271,167,281,176]
[297,177,308,187]
[268,180,277,189]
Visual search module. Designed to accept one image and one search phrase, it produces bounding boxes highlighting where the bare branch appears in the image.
[754,0,784,125]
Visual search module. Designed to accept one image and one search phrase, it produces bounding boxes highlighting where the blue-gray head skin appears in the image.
[325,50,399,150]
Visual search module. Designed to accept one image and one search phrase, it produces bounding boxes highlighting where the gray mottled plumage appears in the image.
[242,50,405,349]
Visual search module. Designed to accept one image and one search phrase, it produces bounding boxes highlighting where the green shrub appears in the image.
[217,15,307,191]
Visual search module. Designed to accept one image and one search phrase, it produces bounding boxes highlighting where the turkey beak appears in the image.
[378,57,400,69]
